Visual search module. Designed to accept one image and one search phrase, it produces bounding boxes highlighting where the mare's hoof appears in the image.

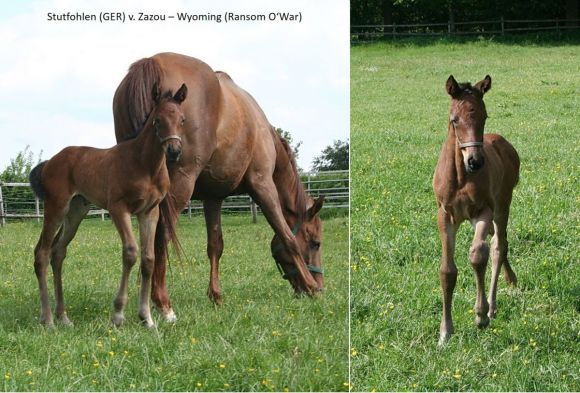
[207,291,223,306]
[59,315,74,326]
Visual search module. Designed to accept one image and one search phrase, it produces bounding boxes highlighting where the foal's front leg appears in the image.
[469,208,493,328]
[437,207,459,345]
[137,206,160,328]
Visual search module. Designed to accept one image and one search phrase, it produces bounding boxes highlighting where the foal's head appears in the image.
[150,83,188,163]
[446,75,492,173]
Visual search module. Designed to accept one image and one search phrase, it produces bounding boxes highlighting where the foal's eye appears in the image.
[450,116,458,125]
[309,240,321,250]
[181,118,186,125]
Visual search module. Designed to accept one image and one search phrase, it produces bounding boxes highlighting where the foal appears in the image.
[29,83,188,328]
[433,75,520,345]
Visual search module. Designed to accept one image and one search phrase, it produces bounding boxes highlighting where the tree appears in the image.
[275,127,302,160]
[1,145,43,183]
[311,140,349,172]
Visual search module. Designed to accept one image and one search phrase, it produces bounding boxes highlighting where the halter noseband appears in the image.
[156,130,182,144]
[271,221,323,280]
[451,122,483,149]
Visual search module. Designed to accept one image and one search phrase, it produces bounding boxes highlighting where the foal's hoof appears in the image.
[59,315,74,327]
[475,314,490,329]
[162,309,177,323]
[438,333,452,347]
[207,290,223,306]
[111,313,125,328]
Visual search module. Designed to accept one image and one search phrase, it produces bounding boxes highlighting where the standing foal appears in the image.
[433,75,520,345]
[30,83,187,328]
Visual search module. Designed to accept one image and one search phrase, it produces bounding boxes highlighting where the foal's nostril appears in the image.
[468,157,484,172]
[166,148,181,162]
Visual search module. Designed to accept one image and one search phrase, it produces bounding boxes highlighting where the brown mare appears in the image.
[112,53,324,320]
[29,83,188,328]
[433,75,520,345]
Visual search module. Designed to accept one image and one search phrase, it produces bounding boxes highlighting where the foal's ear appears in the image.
[475,75,492,95]
[173,83,188,104]
[307,195,325,219]
[445,75,460,97]
[152,82,161,104]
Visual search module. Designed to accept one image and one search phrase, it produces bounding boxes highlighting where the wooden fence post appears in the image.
[0,183,5,227]
[188,200,192,219]
[35,196,40,223]
[250,199,257,224]
[501,16,505,35]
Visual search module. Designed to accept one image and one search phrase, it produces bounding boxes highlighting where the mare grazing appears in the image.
[433,75,520,345]
[112,53,324,320]
[29,83,188,328]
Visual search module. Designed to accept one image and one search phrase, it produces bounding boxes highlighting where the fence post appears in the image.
[35,196,40,223]
[188,200,192,219]
[501,16,505,35]
[250,198,257,224]
[0,183,5,227]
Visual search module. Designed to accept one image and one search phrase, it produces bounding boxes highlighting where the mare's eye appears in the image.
[181,118,186,125]
[309,240,321,250]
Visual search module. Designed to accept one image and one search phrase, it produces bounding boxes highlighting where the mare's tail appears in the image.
[155,193,184,262]
[29,161,48,201]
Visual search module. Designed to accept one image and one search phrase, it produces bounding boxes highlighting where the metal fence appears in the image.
[0,170,348,226]
[351,18,580,42]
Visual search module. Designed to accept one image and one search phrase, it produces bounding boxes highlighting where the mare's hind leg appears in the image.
[110,210,138,327]
[488,205,517,319]
[469,208,493,329]
[51,196,91,325]
[137,206,160,328]
[204,199,225,305]
[34,200,69,327]
[437,207,459,346]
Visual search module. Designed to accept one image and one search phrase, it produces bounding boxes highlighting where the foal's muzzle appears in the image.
[467,155,485,173]
[166,144,182,163]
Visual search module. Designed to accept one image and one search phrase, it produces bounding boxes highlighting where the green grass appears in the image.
[0,215,348,391]
[351,38,579,391]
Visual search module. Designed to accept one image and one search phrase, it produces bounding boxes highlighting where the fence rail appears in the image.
[351,18,580,42]
[0,170,348,226]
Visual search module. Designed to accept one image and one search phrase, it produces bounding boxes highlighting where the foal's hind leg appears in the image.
[203,199,224,305]
[469,208,493,329]
[110,210,138,327]
[34,200,68,326]
[50,196,90,325]
[488,206,517,319]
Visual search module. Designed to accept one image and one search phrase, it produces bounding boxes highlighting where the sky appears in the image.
[0,0,349,173]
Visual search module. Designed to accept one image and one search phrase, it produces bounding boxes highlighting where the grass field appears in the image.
[351,36,579,391]
[0,215,348,391]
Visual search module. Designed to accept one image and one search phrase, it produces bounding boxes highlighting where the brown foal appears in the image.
[433,75,520,345]
[29,83,187,328]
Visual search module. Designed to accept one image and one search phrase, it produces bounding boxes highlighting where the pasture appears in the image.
[0,215,348,391]
[351,36,579,391]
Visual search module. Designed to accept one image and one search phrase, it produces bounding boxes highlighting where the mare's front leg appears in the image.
[110,210,138,327]
[203,199,225,305]
[137,206,160,328]
[51,196,90,325]
[437,207,459,346]
[248,177,319,296]
[470,208,493,328]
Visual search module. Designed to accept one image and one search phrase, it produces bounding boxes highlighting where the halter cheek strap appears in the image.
[271,222,323,280]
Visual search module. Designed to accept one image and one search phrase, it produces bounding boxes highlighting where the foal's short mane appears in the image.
[273,128,308,220]
[456,82,483,98]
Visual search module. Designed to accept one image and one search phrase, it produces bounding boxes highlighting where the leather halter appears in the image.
[271,221,323,280]
[451,121,483,149]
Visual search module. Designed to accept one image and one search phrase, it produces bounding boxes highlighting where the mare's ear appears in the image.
[152,82,161,104]
[173,83,188,103]
[446,75,460,97]
[307,195,325,219]
[475,75,492,95]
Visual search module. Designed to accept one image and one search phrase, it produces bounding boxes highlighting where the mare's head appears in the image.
[446,75,491,174]
[271,195,325,294]
[150,83,188,163]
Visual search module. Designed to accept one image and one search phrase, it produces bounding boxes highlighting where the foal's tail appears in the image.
[29,161,48,201]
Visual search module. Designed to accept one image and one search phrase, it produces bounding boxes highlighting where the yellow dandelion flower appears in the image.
[272,330,282,336]
[92,380,97,384]
[25,370,33,376]
[5,372,11,380]
[351,348,358,357]
[93,361,100,368]
[453,369,461,379]
[190,337,198,345]
[96,340,103,348]
[196,382,202,387]
[109,351,115,356]
[219,363,226,369]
